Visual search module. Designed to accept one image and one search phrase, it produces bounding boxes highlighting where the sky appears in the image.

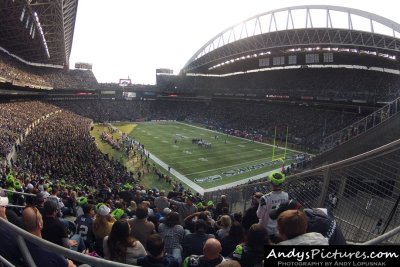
[69,0,399,85]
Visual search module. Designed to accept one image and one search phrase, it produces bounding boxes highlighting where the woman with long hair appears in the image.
[216,215,232,240]
[92,205,115,240]
[231,223,270,267]
[220,221,244,257]
[103,219,147,264]
[92,204,115,256]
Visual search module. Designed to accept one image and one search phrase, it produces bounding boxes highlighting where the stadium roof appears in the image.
[0,0,78,66]
[182,5,400,73]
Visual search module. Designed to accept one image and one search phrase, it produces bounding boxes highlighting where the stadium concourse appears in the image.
[2,2,400,267]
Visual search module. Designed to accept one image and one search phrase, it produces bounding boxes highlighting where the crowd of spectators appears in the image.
[0,50,98,89]
[52,99,363,149]
[0,101,60,158]
[169,68,400,102]
[1,167,344,267]
[0,52,50,88]
[14,110,133,189]
[0,100,352,267]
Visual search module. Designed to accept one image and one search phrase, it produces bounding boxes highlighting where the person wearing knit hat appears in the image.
[77,197,88,207]
[111,208,125,220]
[256,171,288,243]
[96,202,105,211]
[13,180,22,190]
[196,202,204,210]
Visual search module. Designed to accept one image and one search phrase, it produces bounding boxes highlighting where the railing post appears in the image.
[317,167,331,207]
[0,255,16,267]
[16,235,37,267]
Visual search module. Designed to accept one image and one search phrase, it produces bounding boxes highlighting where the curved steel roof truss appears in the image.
[185,28,400,72]
[0,0,78,66]
[183,5,400,72]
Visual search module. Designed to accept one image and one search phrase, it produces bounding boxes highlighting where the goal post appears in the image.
[272,125,289,163]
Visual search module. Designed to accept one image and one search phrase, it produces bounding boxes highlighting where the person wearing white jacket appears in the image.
[256,172,288,242]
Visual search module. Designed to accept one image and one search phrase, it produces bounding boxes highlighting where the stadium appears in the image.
[1,1,400,266]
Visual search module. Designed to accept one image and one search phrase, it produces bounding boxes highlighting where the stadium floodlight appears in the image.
[25,16,30,28]
[20,6,25,22]
[33,12,50,58]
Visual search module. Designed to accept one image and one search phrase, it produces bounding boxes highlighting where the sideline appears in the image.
[109,122,287,195]
[149,151,281,194]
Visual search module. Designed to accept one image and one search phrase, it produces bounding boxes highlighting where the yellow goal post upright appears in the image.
[271,125,289,163]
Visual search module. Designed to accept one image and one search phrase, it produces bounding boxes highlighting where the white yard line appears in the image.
[110,121,291,195]
[149,149,280,194]
[202,167,281,192]
[176,121,307,154]
[184,157,273,176]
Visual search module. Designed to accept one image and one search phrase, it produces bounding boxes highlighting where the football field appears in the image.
[114,121,300,192]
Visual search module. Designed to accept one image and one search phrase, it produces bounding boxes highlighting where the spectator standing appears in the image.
[241,192,263,232]
[220,221,245,257]
[128,206,156,247]
[216,215,232,240]
[169,195,197,227]
[158,212,185,265]
[256,172,288,242]
[215,195,229,219]
[154,190,169,212]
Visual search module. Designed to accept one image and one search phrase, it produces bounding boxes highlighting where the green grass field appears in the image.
[109,121,299,190]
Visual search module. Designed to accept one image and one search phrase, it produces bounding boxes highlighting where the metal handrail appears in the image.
[321,96,400,153]
[0,218,137,267]
[1,189,36,197]
[346,224,400,245]
[0,255,15,267]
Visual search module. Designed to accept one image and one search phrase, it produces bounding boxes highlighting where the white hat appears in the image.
[97,205,111,216]
[163,208,171,214]
[27,184,34,190]
[0,196,9,207]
